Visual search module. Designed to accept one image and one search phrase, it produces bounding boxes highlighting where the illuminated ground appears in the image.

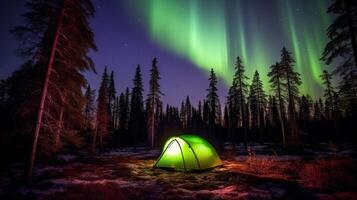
[1,144,357,200]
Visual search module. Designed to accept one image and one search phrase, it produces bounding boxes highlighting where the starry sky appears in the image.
[0,0,333,107]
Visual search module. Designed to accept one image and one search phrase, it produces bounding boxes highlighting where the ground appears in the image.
[1,143,357,200]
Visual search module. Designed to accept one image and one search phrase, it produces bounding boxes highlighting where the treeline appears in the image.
[85,47,355,153]
[0,0,356,183]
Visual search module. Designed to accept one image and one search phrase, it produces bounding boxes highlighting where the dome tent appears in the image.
[153,134,222,171]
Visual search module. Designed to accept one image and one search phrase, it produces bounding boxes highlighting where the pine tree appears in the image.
[12,0,97,183]
[101,66,109,94]
[84,85,96,131]
[248,70,267,129]
[280,47,302,146]
[108,71,116,130]
[313,100,323,120]
[180,101,186,128]
[268,62,287,146]
[124,87,130,128]
[185,96,192,128]
[93,68,110,151]
[322,0,357,117]
[206,69,220,139]
[112,96,120,131]
[322,0,357,69]
[227,57,249,145]
[320,70,337,120]
[267,95,279,128]
[223,105,230,129]
[118,88,130,131]
[227,57,249,128]
[146,58,163,148]
[299,95,313,129]
[129,65,145,145]
[198,100,202,120]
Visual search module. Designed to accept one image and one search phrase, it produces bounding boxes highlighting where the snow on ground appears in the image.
[1,143,357,200]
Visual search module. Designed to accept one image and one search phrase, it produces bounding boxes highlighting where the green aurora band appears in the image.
[125,0,332,97]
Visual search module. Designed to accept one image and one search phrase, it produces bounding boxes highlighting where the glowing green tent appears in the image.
[153,134,222,171]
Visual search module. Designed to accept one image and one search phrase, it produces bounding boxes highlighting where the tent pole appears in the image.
[153,140,175,167]
[174,139,186,171]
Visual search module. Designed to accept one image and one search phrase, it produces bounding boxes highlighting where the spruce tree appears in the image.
[248,70,267,129]
[299,95,313,129]
[206,69,220,139]
[146,58,163,148]
[227,56,249,145]
[322,0,357,69]
[267,95,279,128]
[108,71,116,130]
[280,47,302,146]
[12,0,97,183]
[185,96,192,128]
[112,96,120,131]
[268,62,287,146]
[313,100,323,121]
[129,65,145,145]
[118,88,130,132]
[322,0,357,117]
[93,68,110,151]
[320,70,337,120]
[198,100,203,120]
[180,101,186,128]
[84,84,96,131]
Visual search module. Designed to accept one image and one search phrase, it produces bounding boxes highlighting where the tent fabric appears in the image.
[154,134,222,171]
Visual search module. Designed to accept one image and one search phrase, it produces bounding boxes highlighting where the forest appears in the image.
[0,0,357,199]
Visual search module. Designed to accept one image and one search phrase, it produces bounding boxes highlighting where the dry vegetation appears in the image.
[1,146,357,200]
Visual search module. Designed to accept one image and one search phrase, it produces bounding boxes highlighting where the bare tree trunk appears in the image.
[286,71,299,146]
[54,106,64,153]
[277,77,286,148]
[27,0,66,184]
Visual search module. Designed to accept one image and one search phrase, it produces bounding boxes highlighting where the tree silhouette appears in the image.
[93,68,110,151]
[129,65,145,145]
[119,88,130,130]
[320,70,336,121]
[280,47,302,147]
[146,58,163,148]
[227,56,249,145]
[84,84,96,132]
[12,0,97,183]
[322,0,357,117]
[299,95,313,130]
[206,69,220,140]
[268,62,287,146]
[108,71,116,131]
[248,70,267,130]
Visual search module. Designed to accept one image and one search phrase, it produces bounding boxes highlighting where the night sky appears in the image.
[0,0,333,107]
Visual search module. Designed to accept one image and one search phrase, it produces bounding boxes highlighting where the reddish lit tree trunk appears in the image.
[27,0,66,184]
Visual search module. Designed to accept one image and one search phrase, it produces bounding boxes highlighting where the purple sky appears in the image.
[0,0,228,107]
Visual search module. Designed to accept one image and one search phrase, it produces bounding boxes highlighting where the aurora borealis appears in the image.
[0,0,335,106]
[125,0,332,95]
